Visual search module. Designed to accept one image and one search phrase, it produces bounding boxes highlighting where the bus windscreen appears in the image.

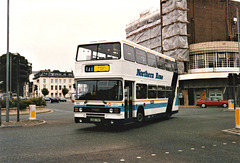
[76,43,121,61]
[77,80,123,101]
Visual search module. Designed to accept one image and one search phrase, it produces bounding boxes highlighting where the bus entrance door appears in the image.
[124,81,133,119]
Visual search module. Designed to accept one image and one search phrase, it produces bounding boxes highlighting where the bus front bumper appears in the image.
[74,117,128,125]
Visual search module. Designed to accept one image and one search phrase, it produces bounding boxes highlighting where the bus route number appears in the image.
[85,65,110,72]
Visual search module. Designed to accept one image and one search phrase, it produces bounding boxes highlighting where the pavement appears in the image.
[0,107,52,128]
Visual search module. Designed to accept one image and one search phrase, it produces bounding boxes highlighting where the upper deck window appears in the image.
[136,48,147,65]
[157,56,166,70]
[147,52,157,67]
[76,42,121,61]
[165,60,173,71]
[123,44,135,62]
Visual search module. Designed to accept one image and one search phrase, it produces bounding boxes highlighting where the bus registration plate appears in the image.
[90,118,101,122]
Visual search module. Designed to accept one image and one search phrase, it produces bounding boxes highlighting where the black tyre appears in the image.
[201,103,206,108]
[222,103,228,108]
[136,108,145,125]
[165,112,172,119]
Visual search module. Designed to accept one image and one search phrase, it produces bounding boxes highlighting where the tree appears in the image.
[0,53,32,95]
[41,88,49,97]
[62,87,69,97]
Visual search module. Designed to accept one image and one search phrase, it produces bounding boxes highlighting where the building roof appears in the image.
[189,41,238,54]
[33,69,74,79]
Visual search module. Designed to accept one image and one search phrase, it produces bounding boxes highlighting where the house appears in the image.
[33,69,74,98]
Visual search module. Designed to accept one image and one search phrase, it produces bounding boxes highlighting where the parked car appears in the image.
[44,97,51,101]
[19,96,28,100]
[197,97,228,108]
[50,97,59,103]
[59,97,67,102]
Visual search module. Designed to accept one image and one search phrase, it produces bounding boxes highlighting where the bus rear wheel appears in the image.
[136,108,145,125]
[165,112,172,119]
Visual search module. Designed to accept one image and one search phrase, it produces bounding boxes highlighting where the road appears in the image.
[0,102,239,163]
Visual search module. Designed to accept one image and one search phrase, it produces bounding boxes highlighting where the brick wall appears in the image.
[187,0,238,44]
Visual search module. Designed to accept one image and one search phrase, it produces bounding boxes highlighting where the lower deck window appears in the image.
[148,85,157,98]
[136,84,147,99]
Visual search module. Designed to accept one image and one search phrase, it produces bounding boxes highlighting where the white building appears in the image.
[33,69,74,98]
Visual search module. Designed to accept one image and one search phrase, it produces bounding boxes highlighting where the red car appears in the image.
[196,97,228,108]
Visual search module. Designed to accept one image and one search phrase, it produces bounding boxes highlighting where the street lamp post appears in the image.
[6,0,10,122]
[231,0,240,129]
[237,7,240,73]
[232,0,240,73]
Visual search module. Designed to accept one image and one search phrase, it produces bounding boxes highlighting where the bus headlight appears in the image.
[109,108,113,113]
[79,107,83,112]
[109,108,120,113]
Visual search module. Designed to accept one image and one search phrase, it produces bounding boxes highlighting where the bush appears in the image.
[30,97,46,106]
[0,97,46,110]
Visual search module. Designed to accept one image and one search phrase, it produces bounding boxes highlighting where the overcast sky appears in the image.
[0,0,159,72]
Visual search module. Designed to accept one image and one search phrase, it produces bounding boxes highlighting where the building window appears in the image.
[207,53,215,68]
[51,79,53,83]
[51,85,53,90]
[69,79,72,83]
[55,85,58,90]
[43,79,46,83]
[197,54,205,68]
[59,79,62,83]
[64,79,66,83]
[59,85,62,90]
[217,52,227,67]
[69,85,72,91]
[55,79,58,83]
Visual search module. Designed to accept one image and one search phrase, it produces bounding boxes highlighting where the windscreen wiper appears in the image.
[102,100,107,104]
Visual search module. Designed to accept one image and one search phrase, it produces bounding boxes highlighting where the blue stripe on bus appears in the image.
[133,102,167,110]
[175,94,179,106]
[75,102,168,112]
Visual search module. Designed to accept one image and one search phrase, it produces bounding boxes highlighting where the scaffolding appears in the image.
[126,0,189,74]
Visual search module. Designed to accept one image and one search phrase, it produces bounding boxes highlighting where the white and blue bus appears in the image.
[74,40,178,125]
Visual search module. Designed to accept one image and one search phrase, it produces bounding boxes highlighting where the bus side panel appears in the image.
[172,79,179,112]
[166,72,178,114]
[133,100,168,117]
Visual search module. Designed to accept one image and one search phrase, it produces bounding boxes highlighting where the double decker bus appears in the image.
[74,40,178,125]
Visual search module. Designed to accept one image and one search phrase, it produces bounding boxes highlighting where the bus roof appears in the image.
[121,40,175,62]
[77,39,176,62]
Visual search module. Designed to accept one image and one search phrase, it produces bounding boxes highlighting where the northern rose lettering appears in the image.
[136,69,163,80]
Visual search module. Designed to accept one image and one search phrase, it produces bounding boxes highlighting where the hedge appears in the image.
[0,97,46,110]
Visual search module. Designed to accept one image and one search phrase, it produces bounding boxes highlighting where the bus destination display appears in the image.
[85,65,110,72]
